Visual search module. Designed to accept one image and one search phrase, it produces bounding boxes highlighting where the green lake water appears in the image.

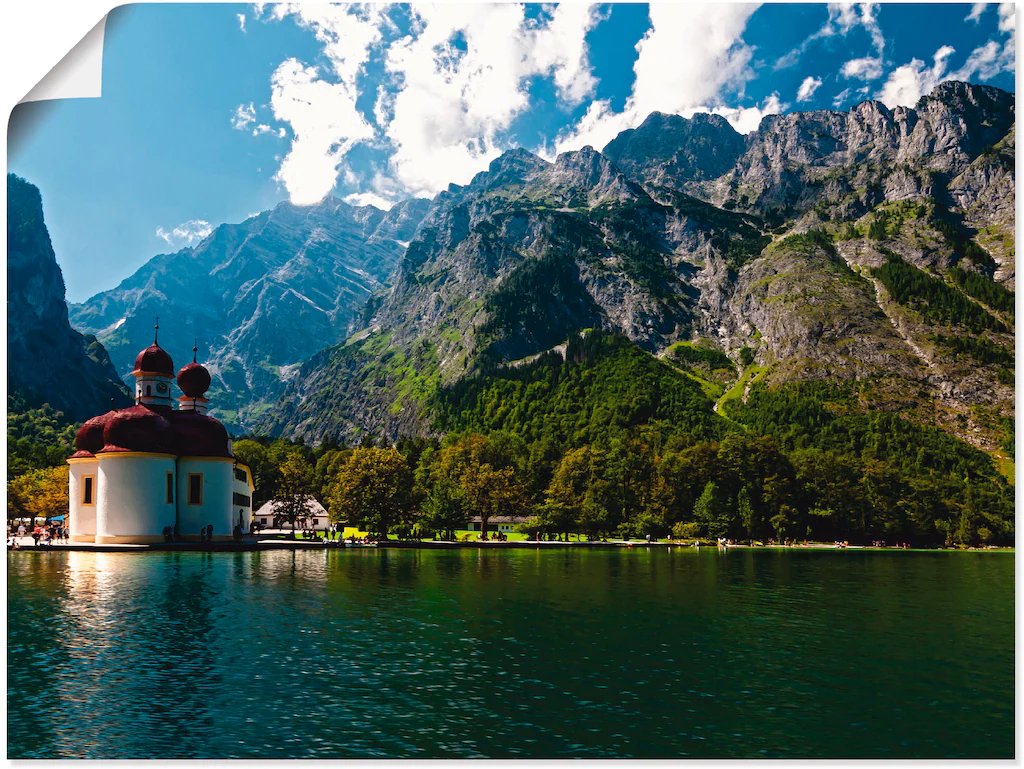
[7,547,1014,758]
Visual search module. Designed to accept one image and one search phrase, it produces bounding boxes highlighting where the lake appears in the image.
[7,547,1014,758]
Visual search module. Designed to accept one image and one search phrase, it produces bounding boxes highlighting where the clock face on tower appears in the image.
[156,382,169,394]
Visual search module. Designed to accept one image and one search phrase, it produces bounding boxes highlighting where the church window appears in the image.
[146,385,152,396]
[82,476,95,506]
[166,472,174,504]
[188,473,203,505]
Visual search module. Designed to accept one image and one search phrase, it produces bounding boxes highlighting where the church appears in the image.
[67,324,254,544]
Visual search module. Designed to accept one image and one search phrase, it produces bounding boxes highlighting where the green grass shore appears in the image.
[286,529,1012,552]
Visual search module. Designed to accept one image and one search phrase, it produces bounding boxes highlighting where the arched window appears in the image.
[146,385,152,396]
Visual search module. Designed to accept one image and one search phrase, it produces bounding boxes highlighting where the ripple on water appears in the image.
[7,548,1014,758]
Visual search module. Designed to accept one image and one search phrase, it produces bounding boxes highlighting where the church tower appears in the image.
[132,318,175,408]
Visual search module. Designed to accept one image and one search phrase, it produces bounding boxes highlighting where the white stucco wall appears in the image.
[68,459,98,542]
[177,458,233,540]
[231,468,253,532]
[95,454,177,544]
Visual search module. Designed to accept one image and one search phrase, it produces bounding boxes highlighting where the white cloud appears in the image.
[875,46,955,108]
[530,3,603,104]
[156,219,214,248]
[950,2,1016,79]
[231,103,256,131]
[841,56,884,80]
[877,3,1015,109]
[252,3,787,205]
[796,75,823,101]
[554,4,763,151]
[712,93,788,134]
[269,58,376,205]
[832,87,852,108]
[254,3,603,203]
[380,3,602,197]
[237,13,246,32]
[778,2,885,70]
[966,3,988,23]
[344,191,395,210]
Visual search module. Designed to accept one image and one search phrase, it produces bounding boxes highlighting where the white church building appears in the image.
[67,325,254,544]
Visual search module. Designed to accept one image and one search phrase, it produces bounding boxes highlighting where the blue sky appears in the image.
[8,2,1016,303]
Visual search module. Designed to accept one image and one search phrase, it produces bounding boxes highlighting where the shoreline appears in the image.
[6,536,1014,554]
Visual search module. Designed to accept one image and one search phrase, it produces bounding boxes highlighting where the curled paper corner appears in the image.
[20,14,108,104]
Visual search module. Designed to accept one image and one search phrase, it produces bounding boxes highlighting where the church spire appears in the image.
[154,315,160,344]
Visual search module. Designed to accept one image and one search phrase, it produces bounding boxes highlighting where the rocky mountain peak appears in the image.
[603,108,747,190]
[468,147,550,191]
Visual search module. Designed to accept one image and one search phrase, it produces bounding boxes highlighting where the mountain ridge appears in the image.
[7,174,132,422]
[254,81,1013,461]
[69,195,430,428]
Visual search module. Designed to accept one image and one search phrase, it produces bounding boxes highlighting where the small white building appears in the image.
[253,497,330,529]
[68,326,254,544]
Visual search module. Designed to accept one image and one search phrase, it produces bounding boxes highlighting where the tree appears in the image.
[420,477,465,541]
[270,451,315,538]
[8,465,68,523]
[431,434,528,539]
[459,463,527,539]
[532,500,577,541]
[693,481,730,538]
[233,440,275,505]
[737,486,756,541]
[543,446,592,536]
[328,447,413,540]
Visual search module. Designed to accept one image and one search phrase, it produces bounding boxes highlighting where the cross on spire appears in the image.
[154,316,160,344]
[193,339,198,363]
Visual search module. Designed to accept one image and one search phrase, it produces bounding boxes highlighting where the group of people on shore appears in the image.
[7,522,68,549]
[298,522,344,541]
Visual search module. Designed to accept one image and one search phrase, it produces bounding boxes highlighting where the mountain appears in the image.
[7,174,132,422]
[257,82,1013,464]
[69,196,429,428]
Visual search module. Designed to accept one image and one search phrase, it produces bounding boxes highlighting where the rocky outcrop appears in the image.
[726,234,923,382]
[7,174,131,421]
[603,111,746,189]
[69,196,429,429]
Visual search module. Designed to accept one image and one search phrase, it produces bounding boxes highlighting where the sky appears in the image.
[8,2,1016,303]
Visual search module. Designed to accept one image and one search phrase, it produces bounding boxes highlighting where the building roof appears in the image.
[101,404,175,454]
[75,409,119,454]
[254,497,328,518]
[177,360,211,398]
[71,339,233,460]
[132,342,174,377]
[468,516,532,524]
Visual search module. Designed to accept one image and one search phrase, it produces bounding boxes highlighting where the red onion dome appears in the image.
[74,410,118,454]
[172,410,233,458]
[100,405,175,454]
[132,343,174,377]
[177,361,211,398]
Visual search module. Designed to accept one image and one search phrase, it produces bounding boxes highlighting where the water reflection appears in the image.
[8,549,1014,759]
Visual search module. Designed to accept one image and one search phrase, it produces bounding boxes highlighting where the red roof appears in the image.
[74,410,118,454]
[132,343,174,376]
[73,398,233,459]
[100,405,175,454]
[171,410,233,458]
[177,361,211,398]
